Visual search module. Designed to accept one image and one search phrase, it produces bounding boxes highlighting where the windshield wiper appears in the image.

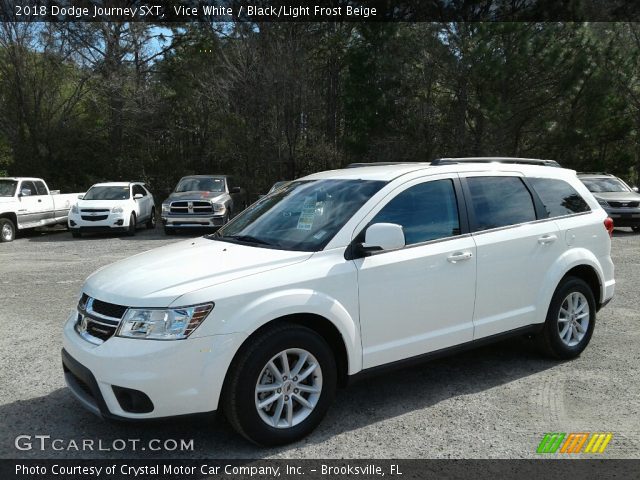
[218,234,273,246]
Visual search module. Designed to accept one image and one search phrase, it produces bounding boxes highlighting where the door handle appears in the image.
[447,251,473,263]
[538,234,557,245]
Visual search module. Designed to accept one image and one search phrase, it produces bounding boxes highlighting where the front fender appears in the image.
[207,288,362,374]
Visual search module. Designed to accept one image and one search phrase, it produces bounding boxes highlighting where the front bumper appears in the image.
[68,211,129,231]
[162,214,226,228]
[62,311,246,419]
[603,208,640,227]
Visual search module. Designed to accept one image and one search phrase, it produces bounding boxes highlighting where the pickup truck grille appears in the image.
[170,201,214,214]
[76,295,128,344]
[608,201,639,208]
[81,215,108,221]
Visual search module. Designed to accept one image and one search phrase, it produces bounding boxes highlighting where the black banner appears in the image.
[2,459,640,480]
[1,0,640,23]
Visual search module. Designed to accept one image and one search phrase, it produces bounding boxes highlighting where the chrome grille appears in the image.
[170,201,214,214]
[76,295,128,345]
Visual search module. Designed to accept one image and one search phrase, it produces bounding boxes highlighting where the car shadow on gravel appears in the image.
[22,227,198,243]
[0,337,558,459]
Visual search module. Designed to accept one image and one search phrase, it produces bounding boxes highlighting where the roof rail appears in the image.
[346,162,420,168]
[432,157,561,167]
[577,172,613,176]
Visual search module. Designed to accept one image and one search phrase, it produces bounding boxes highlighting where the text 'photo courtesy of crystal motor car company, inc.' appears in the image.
[61,158,615,446]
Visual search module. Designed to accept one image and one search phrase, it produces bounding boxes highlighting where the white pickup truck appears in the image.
[0,177,82,242]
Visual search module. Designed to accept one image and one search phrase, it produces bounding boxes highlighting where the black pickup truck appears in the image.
[160,175,247,234]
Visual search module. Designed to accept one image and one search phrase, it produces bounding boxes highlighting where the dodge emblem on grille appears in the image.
[188,201,194,213]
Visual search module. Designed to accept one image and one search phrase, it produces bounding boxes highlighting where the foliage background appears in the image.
[1,21,639,199]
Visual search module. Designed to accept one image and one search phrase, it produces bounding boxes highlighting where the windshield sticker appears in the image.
[297,195,317,230]
[313,230,327,240]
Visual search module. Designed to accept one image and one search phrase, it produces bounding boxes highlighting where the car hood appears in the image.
[164,191,228,203]
[76,199,126,209]
[592,192,640,202]
[82,237,312,307]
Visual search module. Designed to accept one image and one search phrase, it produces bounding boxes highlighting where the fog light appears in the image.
[115,219,124,226]
[112,385,154,413]
[69,220,76,227]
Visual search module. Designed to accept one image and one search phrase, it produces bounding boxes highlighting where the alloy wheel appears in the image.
[557,291,590,347]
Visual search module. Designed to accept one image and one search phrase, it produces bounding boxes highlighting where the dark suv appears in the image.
[578,173,640,232]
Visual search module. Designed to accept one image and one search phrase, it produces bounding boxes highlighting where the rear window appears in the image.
[529,178,590,218]
[467,176,536,231]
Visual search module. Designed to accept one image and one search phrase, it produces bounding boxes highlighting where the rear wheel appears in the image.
[0,218,16,242]
[127,213,136,236]
[538,276,596,359]
[146,208,156,229]
[222,323,337,446]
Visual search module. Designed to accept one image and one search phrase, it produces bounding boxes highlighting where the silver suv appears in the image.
[578,173,640,232]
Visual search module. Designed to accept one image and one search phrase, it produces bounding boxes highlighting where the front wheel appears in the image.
[127,213,136,236]
[146,208,156,229]
[0,218,16,242]
[222,323,337,446]
[538,276,596,359]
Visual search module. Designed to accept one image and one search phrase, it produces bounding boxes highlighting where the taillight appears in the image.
[604,217,614,238]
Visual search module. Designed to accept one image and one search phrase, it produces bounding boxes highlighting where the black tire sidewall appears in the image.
[544,277,596,359]
[227,326,337,446]
[0,218,16,242]
[128,213,136,235]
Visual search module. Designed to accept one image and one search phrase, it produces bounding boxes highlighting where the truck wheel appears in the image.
[71,230,81,238]
[146,208,156,229]
[127,213,136,236]
[222,323,337,446]
[0,218,16,242]
[537,276,596,359]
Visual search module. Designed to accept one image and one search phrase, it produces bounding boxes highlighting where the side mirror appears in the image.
[133,193,144,200]
[362,223,405,252]
[633,186,639,193]
[231,186,241,194]
[20,188,32,197]
[77,194,84,200]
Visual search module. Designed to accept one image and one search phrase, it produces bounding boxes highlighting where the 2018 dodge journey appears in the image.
[62,158,615,445]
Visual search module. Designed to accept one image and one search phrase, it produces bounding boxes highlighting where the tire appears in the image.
[0,218,16,242]
[146,208,156,229]
[164,226,176,235]
[127,213,136,236]
[71,230,81,238]
[538,276,596,359]
[222,323,337,446]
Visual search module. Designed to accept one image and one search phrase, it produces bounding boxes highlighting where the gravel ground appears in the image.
[0,226,638,459]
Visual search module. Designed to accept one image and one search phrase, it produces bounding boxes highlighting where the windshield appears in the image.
[176,177,225,193]
[0,180,17,197]
[83,186,130,200]
[211,179,386,251]
[581,177,630,193]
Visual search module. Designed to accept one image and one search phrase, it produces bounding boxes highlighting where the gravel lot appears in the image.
[0,226,638,459]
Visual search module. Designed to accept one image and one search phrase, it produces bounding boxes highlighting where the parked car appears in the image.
[161,175,247,235]
[68,182,155,238]
[62,158,614,445]
[0,177,82,243]
[578,173,640,232]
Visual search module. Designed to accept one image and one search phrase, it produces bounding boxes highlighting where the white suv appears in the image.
[62,159,615,445]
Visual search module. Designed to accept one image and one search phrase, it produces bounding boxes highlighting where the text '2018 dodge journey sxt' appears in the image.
[62,159,615,445]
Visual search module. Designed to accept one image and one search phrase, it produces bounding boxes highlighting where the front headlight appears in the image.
[71,204,78,214]
[162,204,170,214]
[112,206,123,214]
[212,202,225,213]
[117,303,214,340]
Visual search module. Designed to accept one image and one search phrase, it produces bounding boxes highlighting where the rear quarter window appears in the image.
[529,177,590,218]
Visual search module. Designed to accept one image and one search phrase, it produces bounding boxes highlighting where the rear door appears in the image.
[355,174,477,368]
[461,173,564,339]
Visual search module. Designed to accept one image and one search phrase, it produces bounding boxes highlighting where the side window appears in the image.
[466,176,536,231]
[133,185,146,197]
[20,181,37,196]
[370,179,461,245]
[529,177,590,218]
[33,181,48,196]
